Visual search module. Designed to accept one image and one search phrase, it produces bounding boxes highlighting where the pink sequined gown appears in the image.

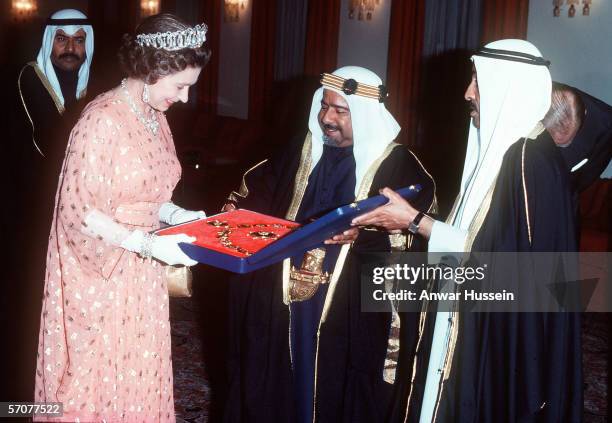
[34,87,181,422]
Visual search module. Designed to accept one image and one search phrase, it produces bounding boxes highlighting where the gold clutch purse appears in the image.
[165,265,193,298]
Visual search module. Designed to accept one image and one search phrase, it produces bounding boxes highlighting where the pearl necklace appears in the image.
[120,78,160,136]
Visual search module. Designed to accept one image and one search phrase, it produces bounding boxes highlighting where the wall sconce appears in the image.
[567,0,579,17]
[224,0,246,23]
[553,0,592,17]
[349,0,380,21]
[553,0,562,17]
[11,0,38,21]
[140,0,160,18]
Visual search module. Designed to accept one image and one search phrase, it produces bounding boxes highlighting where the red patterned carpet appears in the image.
[170,297,608,422]
[171,298,211,423]
[583,313,610,422]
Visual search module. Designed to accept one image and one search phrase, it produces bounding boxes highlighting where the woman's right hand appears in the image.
[150,233,198,266]
[122,231,198,266]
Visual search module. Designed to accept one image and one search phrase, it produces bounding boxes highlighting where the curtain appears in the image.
[386,0,426,147]
[418,0,484,213]
[481,0,529,43]
[249,0,277,121]
[274,0,309,81]
[423,0,482,56]
[304,0,341,76]
[199,0,221,114]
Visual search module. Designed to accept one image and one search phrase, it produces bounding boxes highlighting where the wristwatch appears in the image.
[407,212,426,235]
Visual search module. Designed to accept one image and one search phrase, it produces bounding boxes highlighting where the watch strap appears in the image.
[408,211,425,235]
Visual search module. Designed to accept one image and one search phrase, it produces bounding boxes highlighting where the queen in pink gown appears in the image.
[34,14,211,422]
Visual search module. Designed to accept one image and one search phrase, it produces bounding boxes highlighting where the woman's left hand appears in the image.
[171,209,206,225]
[159,202,206,225]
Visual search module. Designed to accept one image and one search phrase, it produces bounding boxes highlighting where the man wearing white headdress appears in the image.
[354,40,582,422]
[8,9,94,402]
[223,66,436,422]
[18,8,94,155]
[14,8,95,248]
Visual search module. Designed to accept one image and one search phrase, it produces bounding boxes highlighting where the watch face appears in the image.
[408,222,419,234]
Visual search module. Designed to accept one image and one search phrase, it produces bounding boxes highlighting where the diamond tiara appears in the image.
[136,23,207,51]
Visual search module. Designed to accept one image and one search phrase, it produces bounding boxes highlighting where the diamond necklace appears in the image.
[120,78,160,136]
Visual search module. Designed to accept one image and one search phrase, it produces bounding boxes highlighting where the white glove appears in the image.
[81,209,198,266]
[159,202,206,225]
[121,230,198,266]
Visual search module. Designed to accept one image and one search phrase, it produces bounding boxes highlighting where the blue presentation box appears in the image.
[169,185,421,273]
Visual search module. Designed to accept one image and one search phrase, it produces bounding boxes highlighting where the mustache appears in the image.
[58,53,82,61]
[467,101,478,113]
[323,123,340,132]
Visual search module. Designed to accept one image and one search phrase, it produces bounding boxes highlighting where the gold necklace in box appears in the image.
[207,219,296,256]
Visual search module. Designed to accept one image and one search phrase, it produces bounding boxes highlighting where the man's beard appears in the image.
[322,124,342,146]
[323,134,340,146]
[468,100,478,115]
[468,100,480,128]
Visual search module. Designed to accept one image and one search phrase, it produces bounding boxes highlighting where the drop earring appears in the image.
[142,83,150,104]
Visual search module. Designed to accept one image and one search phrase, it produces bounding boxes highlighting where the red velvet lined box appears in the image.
[156,209,301,258]
[156,186,422,273]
